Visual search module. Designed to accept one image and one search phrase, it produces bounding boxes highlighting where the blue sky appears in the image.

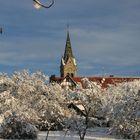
[0,0,140,77]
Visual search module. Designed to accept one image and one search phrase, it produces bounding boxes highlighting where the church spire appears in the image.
[64,26,73,63]
[60,26,77,77]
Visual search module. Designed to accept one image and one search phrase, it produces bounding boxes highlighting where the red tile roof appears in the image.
[50,75,140,88]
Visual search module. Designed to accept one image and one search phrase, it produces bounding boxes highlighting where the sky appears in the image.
[0,0,140,77]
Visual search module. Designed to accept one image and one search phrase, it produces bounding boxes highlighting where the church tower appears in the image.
[60,29,77,77]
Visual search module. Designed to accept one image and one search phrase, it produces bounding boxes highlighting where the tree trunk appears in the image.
[45,130,50,140]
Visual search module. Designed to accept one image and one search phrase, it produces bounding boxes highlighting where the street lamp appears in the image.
[0,1,54,35]
[33,0,54,9]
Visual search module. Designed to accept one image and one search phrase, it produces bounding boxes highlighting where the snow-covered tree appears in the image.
[0,70,139,139]
[66,78,140,140]
[102,80,140,139]
[0,70,67,132]
[65,78,103,140]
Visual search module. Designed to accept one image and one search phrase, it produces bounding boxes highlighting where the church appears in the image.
[50,29,140,90]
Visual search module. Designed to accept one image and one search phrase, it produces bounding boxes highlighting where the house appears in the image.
[50,74,77,90]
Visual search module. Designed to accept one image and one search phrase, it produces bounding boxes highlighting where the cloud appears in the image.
[71,21,140,66]
[0,0,140,76]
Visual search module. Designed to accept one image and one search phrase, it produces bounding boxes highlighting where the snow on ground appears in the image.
[37,127,130,140]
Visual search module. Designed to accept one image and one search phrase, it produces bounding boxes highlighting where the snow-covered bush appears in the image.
[0,113,37,139]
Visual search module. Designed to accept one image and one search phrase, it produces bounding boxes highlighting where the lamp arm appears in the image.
[33,0,54,8]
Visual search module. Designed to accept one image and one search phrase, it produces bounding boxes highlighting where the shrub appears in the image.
[0,114,38,139]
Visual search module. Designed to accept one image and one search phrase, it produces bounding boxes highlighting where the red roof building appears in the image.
[50,75,140,89]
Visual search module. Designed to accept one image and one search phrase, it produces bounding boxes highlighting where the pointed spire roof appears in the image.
[64,29,74,62]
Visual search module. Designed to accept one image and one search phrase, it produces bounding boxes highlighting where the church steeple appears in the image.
[60,27,77,77]
[64,29,73,63]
